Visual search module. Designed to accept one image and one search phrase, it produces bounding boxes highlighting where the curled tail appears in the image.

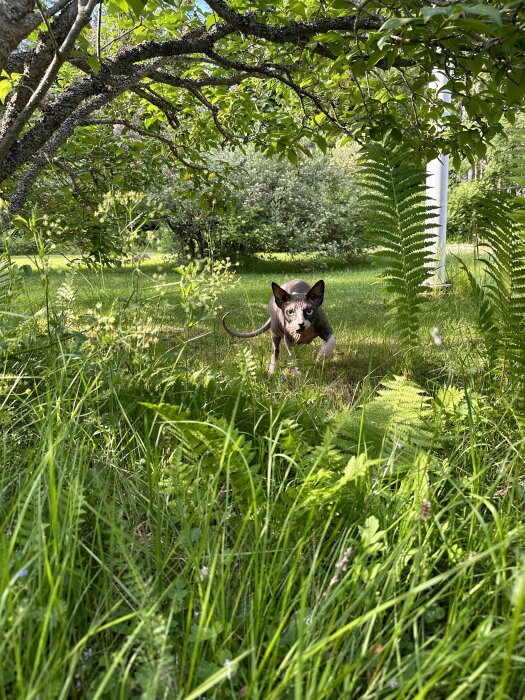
[222,313,271,338]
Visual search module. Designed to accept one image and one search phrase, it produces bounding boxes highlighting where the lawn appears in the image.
[10,248,480,392]
[1,250,523,699]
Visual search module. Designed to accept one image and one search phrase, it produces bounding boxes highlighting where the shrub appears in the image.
[447,180,490,242]
[158,146,366,259]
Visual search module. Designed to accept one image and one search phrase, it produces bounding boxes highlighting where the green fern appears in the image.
[459,146,525,415]
[358,143,436,362]
[0,255,12,309]
[142,402,260,512]
[293,376,435,512]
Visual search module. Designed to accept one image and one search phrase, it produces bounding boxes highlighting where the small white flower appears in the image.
[431,326,443,346]
[389,678,399,689]
[199,565,209,582]
[223,658,234,680]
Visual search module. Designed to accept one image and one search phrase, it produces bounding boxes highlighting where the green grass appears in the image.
[1,250,523,699]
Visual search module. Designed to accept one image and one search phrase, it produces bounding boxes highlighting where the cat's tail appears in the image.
[221,313,271,338]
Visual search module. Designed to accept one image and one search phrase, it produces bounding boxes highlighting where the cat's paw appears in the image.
[316,335,336,362]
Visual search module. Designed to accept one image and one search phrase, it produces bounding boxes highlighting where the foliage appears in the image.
[460,195,525,417]
[3,188,162,262]
[358,141,435,363]
[222,146,364,258]
[95,189,162,262]
[447,116,525,242]
[447,180,491,242]
[157,146,365,258]
[175,257,238,328]
[449,138,525,419]
[1,1,525,231]
[480,114,525,188]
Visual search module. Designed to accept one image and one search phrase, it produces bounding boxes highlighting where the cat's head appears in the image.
[272,280,324,334]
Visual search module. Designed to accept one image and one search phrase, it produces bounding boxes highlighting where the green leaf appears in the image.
[466,3,502,26]
[126,0,147,15]
[379,17,412,36]
[379,17,407,33]
[421,5,454,22]
[0,79,11,104]
[206,13,218,29]
[314,134,327,154]
[86,56,100,73]
[507,69,525,105]
[144,115,159,128]
[286,148,298,166]
[110,0,130,12]
[139,402,190,421]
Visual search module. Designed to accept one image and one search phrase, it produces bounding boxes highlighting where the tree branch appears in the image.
[203,50,346,131]
[80,118,207,172]
[204,1,383,40]
[0,0,73,72]
[0,1,78,139]
[7,59,166,216]
[0,0,100,159]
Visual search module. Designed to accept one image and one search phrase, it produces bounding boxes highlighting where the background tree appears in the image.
[0,0,524,239]
[448,114,525,241]
[154,145,364,258]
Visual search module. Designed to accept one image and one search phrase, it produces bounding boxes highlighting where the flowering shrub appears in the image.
[157,146,366,259]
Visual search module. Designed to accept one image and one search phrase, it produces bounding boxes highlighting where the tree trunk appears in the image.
[0,1,36,72]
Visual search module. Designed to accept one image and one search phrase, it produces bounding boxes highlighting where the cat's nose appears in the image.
[298,322,305,330]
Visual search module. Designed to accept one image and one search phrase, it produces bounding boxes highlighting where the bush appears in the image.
[158,146,366,259]
[16,136,366,262]
[447,180,490,242]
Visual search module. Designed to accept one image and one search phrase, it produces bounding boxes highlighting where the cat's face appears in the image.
[272,280,324,334]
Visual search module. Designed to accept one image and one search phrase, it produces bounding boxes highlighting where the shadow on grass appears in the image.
[232,253,371,275]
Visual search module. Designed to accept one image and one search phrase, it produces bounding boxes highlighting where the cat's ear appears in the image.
[307,279,325,305]
[272,282,291,308]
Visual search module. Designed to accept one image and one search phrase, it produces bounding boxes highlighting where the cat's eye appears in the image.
[305,308,313,316]
[286,309,293,316]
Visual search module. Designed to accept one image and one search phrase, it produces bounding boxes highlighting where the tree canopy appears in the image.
[1,0,524,219]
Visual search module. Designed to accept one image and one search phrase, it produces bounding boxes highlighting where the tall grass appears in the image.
[1,254,524,698]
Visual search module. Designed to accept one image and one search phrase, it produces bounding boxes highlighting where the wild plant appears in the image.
[95,190,162,265]
[457,148,525,423]
[358,142,436,367]
[174,257,238,329]
[1,198,524,698]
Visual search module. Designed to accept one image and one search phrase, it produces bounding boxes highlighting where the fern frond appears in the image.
[317,376,433,462]
[463,186,525,414]
[0,255,12,309]
[358,143,436,362]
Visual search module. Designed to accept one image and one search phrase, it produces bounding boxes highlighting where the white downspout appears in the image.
[425,69,452,287]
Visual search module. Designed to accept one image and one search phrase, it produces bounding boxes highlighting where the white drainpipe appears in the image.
[425,69,452,287]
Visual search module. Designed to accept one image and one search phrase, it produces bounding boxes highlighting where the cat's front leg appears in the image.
[316,334,335,363]
[268,335,281,375]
